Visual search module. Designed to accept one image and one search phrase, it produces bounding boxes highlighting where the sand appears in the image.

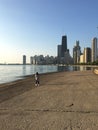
[0,70,98,130]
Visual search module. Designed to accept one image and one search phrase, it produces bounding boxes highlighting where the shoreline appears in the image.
[0,69,95,95]
[0,71,58,87]
[0,70,67,103]
[0,68,94,87]
[0,64,98,85]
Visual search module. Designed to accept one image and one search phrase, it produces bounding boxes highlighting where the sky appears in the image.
[0,0,98,63]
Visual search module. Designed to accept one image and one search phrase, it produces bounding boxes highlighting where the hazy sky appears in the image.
[0,0,98,63]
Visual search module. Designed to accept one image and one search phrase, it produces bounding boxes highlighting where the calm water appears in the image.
[0,65,92,84]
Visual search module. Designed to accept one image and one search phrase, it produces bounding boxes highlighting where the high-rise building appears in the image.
[57,35,73,64]
[23,55,26,65]
[57,45,62,58]
[73,41,81,64]
[80,54,84,63]
[61,35,67,57]
[30,56,33,64]
[91,37,98,62]
[83,47,91,63]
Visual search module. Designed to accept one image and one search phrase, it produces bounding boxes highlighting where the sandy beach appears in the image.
[0,70,98,129]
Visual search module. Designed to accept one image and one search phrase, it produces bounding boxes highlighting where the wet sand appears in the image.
[0,70,98,130]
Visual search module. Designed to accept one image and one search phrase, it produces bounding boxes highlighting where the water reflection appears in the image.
[22,65,93,77]
[73,66,80,71]
[22,65,26,75]
[57,65,92,72]
[57,66,68,72]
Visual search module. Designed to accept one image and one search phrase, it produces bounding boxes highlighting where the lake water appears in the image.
[0,65,93,84]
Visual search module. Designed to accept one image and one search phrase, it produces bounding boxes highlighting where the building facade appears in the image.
[57,35,73,64]
[61,35,67,57]
[23,55,26,65]
[73,41,81,64]
[92,37,98,62]
[57,45,62,58]
[80,54,84,63]
[83,47,91,63]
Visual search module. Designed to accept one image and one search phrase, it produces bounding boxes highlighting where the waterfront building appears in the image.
[61,35,67,57]
[23,55,26,65]
[30,56,33,64]
[57,35,73,64]
[80,54,84,63]
[83,47,91,63]
[73,41,81,64]
[64,50,73,64]
[30,55,56,65]
[91,37,98,62]
[57,45,62,58]
[57,45,62,64]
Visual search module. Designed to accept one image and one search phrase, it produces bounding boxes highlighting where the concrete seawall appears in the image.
[0,70,98,130]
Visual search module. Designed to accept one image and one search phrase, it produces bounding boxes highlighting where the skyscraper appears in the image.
[23,55,26,65]
[57,45,62,58]
[92,37,98,62]
[73,41,81,64]
[61,35,67,57]
[57,35,73,64]
[83,47,91,63]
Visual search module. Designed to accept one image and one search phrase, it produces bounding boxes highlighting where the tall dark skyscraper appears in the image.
[61,35,67,57]
[57,35,73,64]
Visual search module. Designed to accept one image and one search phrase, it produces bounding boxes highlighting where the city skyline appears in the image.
[0,0,98,63]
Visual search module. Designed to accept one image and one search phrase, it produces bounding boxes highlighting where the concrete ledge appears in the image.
[94,68,98,74]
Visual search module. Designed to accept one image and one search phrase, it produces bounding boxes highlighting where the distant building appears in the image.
[61,35,67,57]
[80,54,84,63]
[64,50,73,64]
[83,47,91,63]
[57,35,73,64]
[30,55,56,65]
[73,41,81,64]
[91,37,98,62]
[30,56,33,64]
[57,45,62,58]
[23,55,26,65]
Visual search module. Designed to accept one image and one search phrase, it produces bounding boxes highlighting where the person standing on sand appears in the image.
[35,72,40,86]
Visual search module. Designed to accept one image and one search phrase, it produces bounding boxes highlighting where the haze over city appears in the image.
[0,0,98,63]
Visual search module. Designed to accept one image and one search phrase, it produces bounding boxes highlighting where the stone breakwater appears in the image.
[0,70,98,130]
